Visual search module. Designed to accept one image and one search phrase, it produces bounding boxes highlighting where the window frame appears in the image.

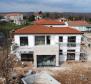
[67,36,76,47]
[67,50,75,60]
[35,36,45,45]
[59,36,63,42]
[20,36,28,46]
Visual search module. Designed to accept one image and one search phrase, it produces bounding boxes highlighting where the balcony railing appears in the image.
[11,42,81,53]
[57,42,80,47]
[67,42,76,47]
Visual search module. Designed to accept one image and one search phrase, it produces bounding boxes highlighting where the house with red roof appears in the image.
[11,21,83,67]
[4,13,24,25]
[68,20,91,32]
[34,19,68,27]
[34,12,43,20]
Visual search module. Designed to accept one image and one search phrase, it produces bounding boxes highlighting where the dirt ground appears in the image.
[37,61,91,84]
[14,61,91,84]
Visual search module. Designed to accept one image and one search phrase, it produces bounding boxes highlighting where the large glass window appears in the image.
[68,36,76,42]
[35,36,45,45]
[67,50,75,60]
[20,37,28,46]
[37,55,56,67]
[21,54,33,61]
[67,36,76,47]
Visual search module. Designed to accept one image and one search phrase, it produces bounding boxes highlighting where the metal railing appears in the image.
[57,42,80,47]
[67,42,76,47]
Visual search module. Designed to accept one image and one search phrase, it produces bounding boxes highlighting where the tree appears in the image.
[23,16,27,20]
[43,12,50,18]
[38,11,43,15]
[0,24,15,84]
[68,16,74,21]
[0,16,3,19]
[0,21,26,84]
[28,15,35,21]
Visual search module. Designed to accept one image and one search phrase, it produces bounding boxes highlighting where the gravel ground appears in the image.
[37,62,91,84]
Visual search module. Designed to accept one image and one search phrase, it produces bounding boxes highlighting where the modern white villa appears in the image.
[11,18,83,67]
[4,13,24,25]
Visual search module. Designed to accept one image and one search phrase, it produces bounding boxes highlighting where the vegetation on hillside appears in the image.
[0,21,32,37]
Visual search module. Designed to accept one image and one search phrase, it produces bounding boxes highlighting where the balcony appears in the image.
[67,42,76,47]
[11,43,59,55]
[57,42,80,47]
[34,45,59,55]
[11,43,34,54]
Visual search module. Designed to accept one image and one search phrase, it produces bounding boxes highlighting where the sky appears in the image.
[0,0,91,12]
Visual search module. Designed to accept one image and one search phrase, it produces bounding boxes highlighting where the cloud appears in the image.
[0,0,91,12]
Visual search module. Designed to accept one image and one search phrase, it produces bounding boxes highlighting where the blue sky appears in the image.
[0,0,91,12]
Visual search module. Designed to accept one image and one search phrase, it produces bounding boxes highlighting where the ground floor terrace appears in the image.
[12,45,86,67]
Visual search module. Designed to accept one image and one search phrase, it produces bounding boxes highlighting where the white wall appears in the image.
[14,34,82,48]
[5,14,23,25]
[71,26,88,31]
[50,34,81,61]
[14,35,34,47]
[44,22,68,27]
[14,34,82,61]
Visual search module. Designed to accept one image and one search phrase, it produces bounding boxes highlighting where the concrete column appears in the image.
[33,54,37,67]
[75,47,80,61]
[63,35,68,47]
[64,53,67,61]
[75,53,80,61]
[45,35,47,45]
[63,48,67,61]
[56,53,59,66]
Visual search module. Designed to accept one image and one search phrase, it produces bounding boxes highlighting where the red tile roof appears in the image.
[5,13,22,16]
[15,25,83,34]
[34,19,65,25]
[68,20,90,26]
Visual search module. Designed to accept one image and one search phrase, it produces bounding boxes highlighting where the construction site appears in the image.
[0,43,91,84]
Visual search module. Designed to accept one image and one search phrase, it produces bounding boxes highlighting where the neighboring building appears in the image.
[11,24,83,67]
[58,17,67,22]
[4,13,24,25]
[0,19,9,22]
[34,12,42,20]
[68,21,91,32]
[34,19,68,27]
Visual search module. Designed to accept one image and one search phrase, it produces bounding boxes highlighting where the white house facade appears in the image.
[4,13,24,25]
[11,24,83,67]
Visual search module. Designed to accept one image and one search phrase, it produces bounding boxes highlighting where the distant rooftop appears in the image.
[34,19,65,25]
[5,13,22,16]
[68,20,91,26]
